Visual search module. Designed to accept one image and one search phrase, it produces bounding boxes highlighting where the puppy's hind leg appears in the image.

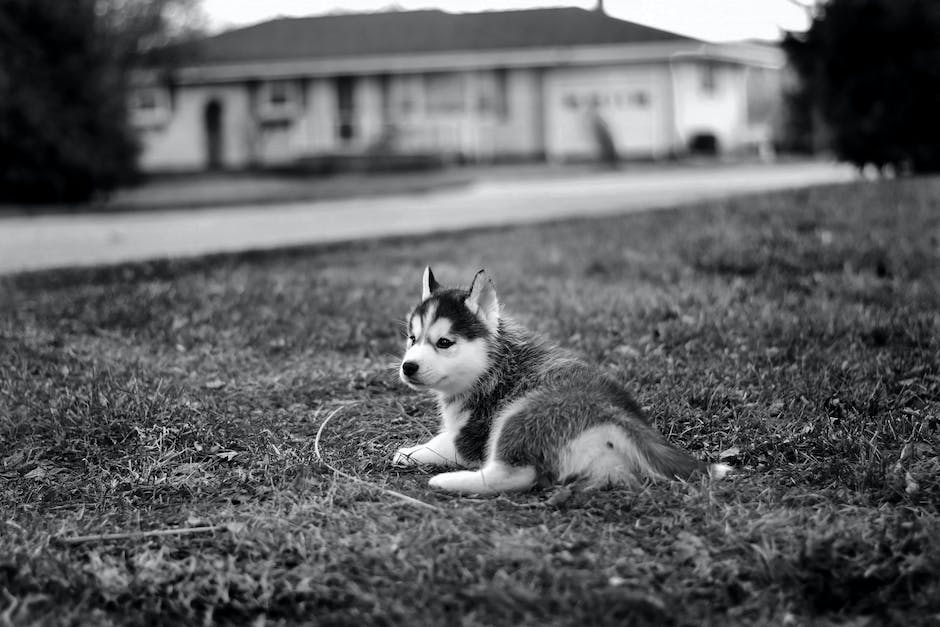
[429,461,537,495]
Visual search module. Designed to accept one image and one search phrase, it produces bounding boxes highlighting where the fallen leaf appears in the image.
[546,485,574,506]
[186,513,209,526]
[23,466,46,480]
[615,344,641,358]
[172,462,205,476]
[204,379,225,389]
[225,521,247,534]
[3,450,26,468]
[719,446,741,460]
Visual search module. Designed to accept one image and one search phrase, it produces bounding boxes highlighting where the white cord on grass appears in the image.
[314,404,439,512]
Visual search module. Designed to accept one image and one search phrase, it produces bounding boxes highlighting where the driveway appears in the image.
[0,161,855,275]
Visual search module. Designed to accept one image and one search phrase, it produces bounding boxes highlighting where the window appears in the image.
[629,91,650,108]
[135,90,158,111]
[494,68,509,118]
[129,87,170,127]
[259,80,298,120]
[268,81,290,106]
[700,63,719,95]
[562,88,650,112]
[425,72,465,114]
[378,73,391,119]
[391,75,420,116]
[260,118,292,131]
[476,68,509,119]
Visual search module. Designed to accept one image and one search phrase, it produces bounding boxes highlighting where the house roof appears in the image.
[194,8,698,65]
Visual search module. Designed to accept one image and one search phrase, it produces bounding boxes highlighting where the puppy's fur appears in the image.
[393,267,730,495]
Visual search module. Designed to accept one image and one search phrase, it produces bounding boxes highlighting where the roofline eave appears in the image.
[160,40,782,85]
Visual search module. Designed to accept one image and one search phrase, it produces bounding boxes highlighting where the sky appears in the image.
[200,0,814,43]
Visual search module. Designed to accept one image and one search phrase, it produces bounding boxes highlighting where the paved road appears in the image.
[0,162,855,274]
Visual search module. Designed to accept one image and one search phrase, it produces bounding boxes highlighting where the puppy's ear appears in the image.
[422,266,440,301]
[466,269,499,332]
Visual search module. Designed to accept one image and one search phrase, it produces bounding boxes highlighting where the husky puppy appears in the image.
[393,267,730,495]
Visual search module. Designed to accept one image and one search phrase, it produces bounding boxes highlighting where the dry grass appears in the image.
[1,177,939,625]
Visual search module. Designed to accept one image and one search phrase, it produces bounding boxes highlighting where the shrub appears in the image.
[783,0,940,173]
[0,0,139,204]
[0,0,202,205]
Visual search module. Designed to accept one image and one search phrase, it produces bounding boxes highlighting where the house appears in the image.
[129,6,784,172]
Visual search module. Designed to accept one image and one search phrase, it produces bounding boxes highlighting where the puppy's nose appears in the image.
[401,361,419,377]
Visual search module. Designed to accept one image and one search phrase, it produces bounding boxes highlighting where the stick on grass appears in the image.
[314,404,439,512]
[57,524,227,545]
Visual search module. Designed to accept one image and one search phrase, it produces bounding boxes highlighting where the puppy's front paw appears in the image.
[428,471,462,491]
[428,470,483,493]
[392,436,461,468]
[392,446,421,467]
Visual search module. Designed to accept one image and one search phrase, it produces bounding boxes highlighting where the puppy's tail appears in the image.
[708,462,732,480]
[605,386,732,482]
[643,439,731,481]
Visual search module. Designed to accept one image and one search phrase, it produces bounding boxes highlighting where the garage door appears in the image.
[547,70,665,160]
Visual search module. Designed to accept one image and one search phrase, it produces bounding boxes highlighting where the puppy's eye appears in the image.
[407,335,416,345]
[435,338,454,349]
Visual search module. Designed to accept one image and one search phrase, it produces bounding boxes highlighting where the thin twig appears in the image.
[315,404,439,512]
[57,524,227,545]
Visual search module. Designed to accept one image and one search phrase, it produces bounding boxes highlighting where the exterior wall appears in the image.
[254,80,294,166]
[670,60,749,152]
[496,68,544,158]
[374,68,543,161]
[385,73,424,152]
[354,76,385,150]
[299,77,337,153]
[137,84,253,171]
[131,44,781,171]
[407,71,467,155]
[543,63,672,161]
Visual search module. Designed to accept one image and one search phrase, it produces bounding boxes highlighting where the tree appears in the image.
[0,0,203,205]
[783,0,940,173]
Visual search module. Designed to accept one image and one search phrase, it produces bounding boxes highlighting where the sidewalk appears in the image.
[0,157,803,216]
[0,169,475,217]
[0,161,856,275]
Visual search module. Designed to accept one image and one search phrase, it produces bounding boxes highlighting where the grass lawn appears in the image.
[2,178,939,625]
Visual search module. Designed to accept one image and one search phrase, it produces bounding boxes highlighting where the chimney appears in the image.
[596,0,605,14]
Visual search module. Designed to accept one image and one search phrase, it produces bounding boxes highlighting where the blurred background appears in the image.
[0,0,937,207]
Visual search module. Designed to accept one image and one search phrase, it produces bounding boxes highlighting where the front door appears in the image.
[335,76,356,145]
[204,99,224,170]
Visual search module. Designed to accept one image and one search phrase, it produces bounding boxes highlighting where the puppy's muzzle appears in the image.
[401,361,419,378]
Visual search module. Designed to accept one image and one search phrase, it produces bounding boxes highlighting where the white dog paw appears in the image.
[428,470,484,493]
[428,471,461,491]
[392,446,420,467]
[429,464,537,495]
